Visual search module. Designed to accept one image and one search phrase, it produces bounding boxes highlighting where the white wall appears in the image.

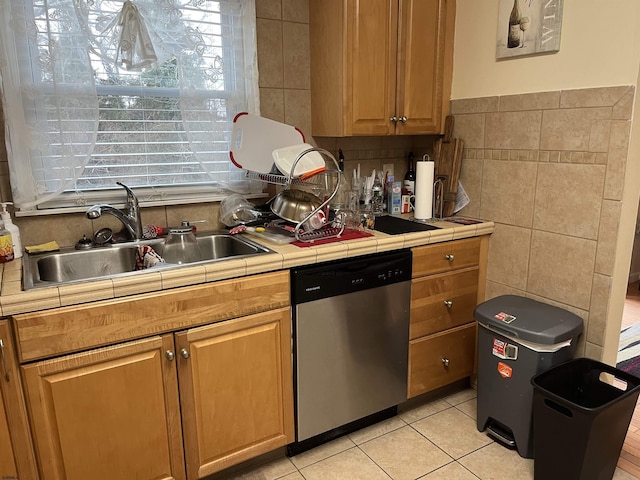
[452,0,640,99]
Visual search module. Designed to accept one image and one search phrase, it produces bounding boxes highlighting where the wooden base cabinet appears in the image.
[22,335,186,480]
[408,237,489,398]
[176,308,294,479]
[0,320,38,480]
[20,307,294,480]
[309,0,455,136]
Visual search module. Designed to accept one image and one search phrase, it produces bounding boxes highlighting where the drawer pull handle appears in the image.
[442,358,450,367]
[444,300,453,308]
[165,350,175,361]
[399,116,408,123]
[390,116,398,123]
[181,348,190,359]
[445,254,454,262]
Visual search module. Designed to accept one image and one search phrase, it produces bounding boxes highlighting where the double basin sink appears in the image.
[22,232,273,290]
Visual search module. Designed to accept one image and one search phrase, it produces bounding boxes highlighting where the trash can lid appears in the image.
[474,295,583,344]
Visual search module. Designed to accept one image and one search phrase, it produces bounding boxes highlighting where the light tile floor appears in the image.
[215,387,638,480]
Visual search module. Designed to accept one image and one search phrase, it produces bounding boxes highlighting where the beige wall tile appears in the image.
[498,91,560,112]
[587,273,611,345]
[458,157,482,219]
[584,342,601,359]
[589,120,612,153]
[604,120,631,201]
[540,108,611,151]
[453,114,485,149]
[480,160,537,227]
[283,22,310,90]
[450,97,499,115]
[165,203,220,231]
[527,231,596,310]
[486,224,531,291]
[533,163,605,240]
[18,213,90,249]
[485,111,542,150]
[283,0,308,22]
[559,86,631,109]
[284,89,312,139]
[612,86,635,120]
[484,280,525,301]
[595,199,622,276]
[257,18,284,88]
[256,0,281,20]
[260,88,285,122]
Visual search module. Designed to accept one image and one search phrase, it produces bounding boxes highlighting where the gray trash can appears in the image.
[475,295,583,458]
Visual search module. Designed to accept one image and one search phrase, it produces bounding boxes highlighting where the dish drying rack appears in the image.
[243,147,345,242]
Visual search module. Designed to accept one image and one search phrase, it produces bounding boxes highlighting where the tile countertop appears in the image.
[0,217,494,317]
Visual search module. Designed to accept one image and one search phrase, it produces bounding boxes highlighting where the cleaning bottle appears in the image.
[0,203,21,259]
[0,219,14,263]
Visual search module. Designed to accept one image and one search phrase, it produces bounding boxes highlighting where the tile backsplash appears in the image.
[453,86,634,359]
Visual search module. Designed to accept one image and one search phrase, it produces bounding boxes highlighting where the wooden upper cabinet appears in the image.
[22,335,186,480]
[310,0,455,136]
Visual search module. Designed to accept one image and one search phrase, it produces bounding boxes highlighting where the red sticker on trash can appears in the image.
[492,338,506,358]
[497,362,512,378]
[494,311,516,323]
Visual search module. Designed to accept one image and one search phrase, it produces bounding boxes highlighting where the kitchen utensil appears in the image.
[160,221,202,264]
[270,189,323,224]
[272,143,326,180]
[432,115,464,217]
[229,113,306,173]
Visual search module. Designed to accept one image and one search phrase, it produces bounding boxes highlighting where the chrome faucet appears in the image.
[86,182,143,241]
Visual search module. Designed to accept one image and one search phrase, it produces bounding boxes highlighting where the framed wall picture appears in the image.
[496,0,564,59]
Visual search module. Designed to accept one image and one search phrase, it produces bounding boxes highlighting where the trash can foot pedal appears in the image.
[486,423,516,447]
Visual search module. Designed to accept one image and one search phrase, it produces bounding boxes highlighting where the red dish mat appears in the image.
[292,229,374,247]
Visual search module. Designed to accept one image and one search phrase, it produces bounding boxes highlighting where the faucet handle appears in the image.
[116,182,138,206]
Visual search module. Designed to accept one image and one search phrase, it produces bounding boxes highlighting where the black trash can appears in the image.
[475,295,583,458]
[531,358,640,480]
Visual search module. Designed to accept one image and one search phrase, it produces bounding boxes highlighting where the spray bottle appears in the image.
[0,203,21,259]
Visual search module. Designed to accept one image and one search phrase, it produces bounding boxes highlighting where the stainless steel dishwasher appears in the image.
[288,250,412,454]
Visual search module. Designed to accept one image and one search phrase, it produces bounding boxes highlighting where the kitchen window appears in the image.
[0,0,259,213]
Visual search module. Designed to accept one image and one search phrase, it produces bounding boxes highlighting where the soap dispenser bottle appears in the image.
[0,202,21,259]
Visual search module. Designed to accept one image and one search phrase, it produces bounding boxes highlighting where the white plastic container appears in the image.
[0,202,21,258]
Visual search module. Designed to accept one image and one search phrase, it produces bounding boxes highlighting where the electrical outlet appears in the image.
[383,163,395,180]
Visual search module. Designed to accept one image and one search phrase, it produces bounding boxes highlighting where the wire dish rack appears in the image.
[243,147,345,242]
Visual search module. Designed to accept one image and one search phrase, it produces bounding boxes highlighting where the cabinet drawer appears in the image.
[410,267,479,339]
[408,323,476,398]
[412,238,481,277]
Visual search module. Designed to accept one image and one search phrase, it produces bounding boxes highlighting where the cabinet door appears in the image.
[0,321,38,480]
[408,323,476,398]
[346,0,398,135]
[396,0,455,134]
[176,308,294,479]
[22,335,185,480]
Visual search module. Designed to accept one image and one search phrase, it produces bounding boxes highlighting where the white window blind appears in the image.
[0,0,259,212]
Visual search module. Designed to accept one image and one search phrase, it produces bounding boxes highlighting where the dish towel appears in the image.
[135,245,165,270]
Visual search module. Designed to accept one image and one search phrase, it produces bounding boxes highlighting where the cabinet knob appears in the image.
[445,254,454,262]
[181,348,190,359]
[390,116,398,123]
[442,358,450,367]
[399,116,408,123]
[165,350,175,361]
[444,300,453,309]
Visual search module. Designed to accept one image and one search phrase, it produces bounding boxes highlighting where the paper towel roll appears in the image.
[414,161,434,220]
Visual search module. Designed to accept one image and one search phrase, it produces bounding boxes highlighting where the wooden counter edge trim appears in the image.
[13,270,290,363]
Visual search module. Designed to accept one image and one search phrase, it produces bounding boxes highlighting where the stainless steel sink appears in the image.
[23,232,273,289]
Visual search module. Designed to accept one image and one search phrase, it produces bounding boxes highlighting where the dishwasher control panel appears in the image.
[291,250,412,304]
